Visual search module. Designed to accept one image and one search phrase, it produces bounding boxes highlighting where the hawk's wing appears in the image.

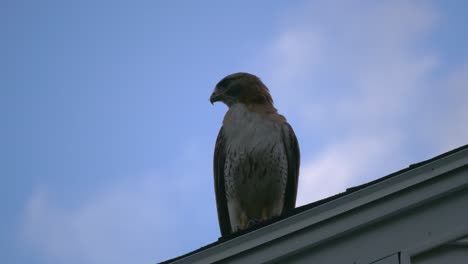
[214,127,231,236]
[281,123,300,213]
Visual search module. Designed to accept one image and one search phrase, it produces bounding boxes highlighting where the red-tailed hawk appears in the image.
[210,72,300,236]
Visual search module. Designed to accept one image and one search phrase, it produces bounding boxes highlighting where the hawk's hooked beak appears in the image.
[210,90,222,105]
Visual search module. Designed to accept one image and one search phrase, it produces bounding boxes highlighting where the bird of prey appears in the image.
[210,72,300,236]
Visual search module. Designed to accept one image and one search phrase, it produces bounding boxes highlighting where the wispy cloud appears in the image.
[255,0,467,204]
[433,62,468,151]
[297,135,398,205]
[21,168,218,263]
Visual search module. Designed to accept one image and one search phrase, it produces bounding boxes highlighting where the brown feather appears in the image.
[213,127,232,236]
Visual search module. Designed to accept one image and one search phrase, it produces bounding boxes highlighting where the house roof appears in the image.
[161,143,468,264]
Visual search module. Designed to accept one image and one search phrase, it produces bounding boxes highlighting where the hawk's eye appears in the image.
[216,78,236,91]
[226,83,241,97]
[216,75,243,91]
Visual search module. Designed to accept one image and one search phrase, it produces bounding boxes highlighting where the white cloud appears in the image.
[266,28,324,91]
[434,62,468,151]
[20,171,218,264]
[254,0,468,206]
[297,136,396,206]
[267,0,438,116]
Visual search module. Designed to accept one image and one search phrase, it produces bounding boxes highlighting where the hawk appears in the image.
[210,72,300,236]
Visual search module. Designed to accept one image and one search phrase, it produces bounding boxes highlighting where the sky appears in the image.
[2,0,468,263]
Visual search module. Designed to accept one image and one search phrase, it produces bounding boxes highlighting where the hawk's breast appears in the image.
[222,104,288,230]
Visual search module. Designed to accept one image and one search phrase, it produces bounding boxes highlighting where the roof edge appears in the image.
[161,144,468,263]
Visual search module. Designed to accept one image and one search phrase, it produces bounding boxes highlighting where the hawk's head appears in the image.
[210,72,273,107]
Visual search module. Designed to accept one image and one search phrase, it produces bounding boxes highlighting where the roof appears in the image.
[161,144,468,263]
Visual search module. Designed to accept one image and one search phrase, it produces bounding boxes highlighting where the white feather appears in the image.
[222,104,288,231]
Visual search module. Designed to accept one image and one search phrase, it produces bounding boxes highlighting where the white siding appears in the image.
[412,236,468,264]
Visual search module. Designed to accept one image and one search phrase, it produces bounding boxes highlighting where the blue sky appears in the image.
[2,0,468,263]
